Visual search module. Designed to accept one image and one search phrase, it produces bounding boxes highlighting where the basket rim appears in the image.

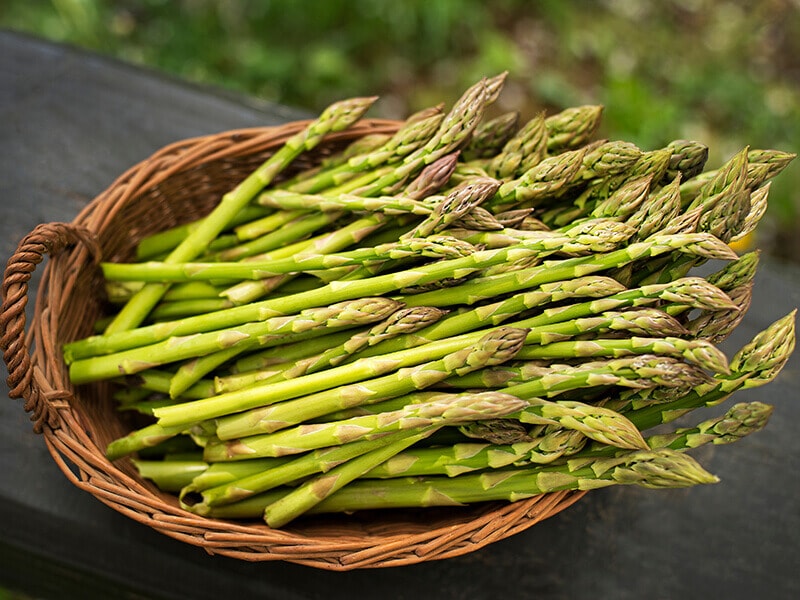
[12,119,587,570]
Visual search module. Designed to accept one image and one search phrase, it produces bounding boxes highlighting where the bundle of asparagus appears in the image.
[62,74,797,529]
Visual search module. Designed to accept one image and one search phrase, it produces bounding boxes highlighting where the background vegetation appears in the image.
[2,0,799,261]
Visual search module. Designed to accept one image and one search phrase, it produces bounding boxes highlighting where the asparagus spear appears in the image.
[346,76,494,197]
[626,175,683,242]
[260,427,437,527]
[450,206,505,232]
[624,311,796,429]
[212,327,528,439]
[255,189,436,216]
[513,335,730,374]
[399,232,736,308]
[487,111,548,179]
[362,400,772,479]
[134,205,272,261]
[202,447,716,519]
[283,109,446,194]
[186,427,437,513]
[203,390,529,461]
[686,282,753,343]
[100,235,479,283]
[462,111,520,161]
[645,401,773,450]
[680,148,795,204]
[729,183,771,244]
[69,219,693,363]
[281,306,448,379]
[461,355,713,401]
[545,105,604,152]
[486,147,588,212]
[133,459,209,492]
[104,95,377,334]
[686,146,750,212]
[401,177,502,239]
[70,297,402,384]
[167,296,406,398]
[574,140,644,183]
[661,139,709,184]
[210,210,344,263]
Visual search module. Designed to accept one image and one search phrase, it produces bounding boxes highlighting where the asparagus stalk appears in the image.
[545,105,604,152]
[680,147,793,205]
[661,139,709,184]
[100,235,479,283]
[363,400,772,479]
[104,96,377,334]
[283,306,448,379]
[134,205,272,261]
[106,421,210,461]
[70,297,402,384]
[462,111,520,161]
[729,183,771,244]
[210,210,343,263]
[228,209,312,247]
[282,132,392,184]
[645,401,773,450]
[574,140,644,183]
[230,328,363,373]
[461,355,713,401]
[486,147,588,212]
[121,369,216,400]
[364,429,589,478]
[186,427,437,513]
[70,219,703,363]
[360,275,735,363]
[203,447,716,519]
[513,334,730,374]
[167,296,404,398]
[284,110,446,194]
[133,459,209,492]
[686,282,753,343]
[220,212,393,305]
[626,175,683,242]
[345,76,494,197]
[450,206,505,232]
[402,177,502,239]
[261,427,437,527]
[184,456,292,493]
[624,311,796,429]
[213,327,528,439]
[400,232,737,308]
[255,189,436,216]
[487,111,548,179]
[203,390,529,461]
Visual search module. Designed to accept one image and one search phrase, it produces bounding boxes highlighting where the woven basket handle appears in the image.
[1,222,100,432]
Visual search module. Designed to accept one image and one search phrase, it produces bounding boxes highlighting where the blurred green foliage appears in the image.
[2,0,799,259]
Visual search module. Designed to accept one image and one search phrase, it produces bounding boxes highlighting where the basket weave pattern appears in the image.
[0,120,585,569]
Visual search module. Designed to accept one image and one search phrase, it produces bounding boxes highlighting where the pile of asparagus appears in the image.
[62,74,797,528]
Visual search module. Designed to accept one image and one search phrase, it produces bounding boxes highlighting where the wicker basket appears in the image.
[0,119,585,570]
